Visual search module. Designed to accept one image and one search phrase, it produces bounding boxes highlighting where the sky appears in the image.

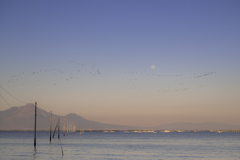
[0,0,240,127]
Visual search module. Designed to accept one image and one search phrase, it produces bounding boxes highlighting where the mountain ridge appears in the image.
[0,103,137,130]
[150,122,240,130]
[0,104,239,130]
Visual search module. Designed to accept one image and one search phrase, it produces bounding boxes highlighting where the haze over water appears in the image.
[1,0,240,127]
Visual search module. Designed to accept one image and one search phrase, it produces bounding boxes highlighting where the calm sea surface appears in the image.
[0,131,239,160]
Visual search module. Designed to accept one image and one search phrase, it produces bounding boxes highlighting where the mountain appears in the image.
[1,104,239,130]
[65,113,136,130]
[0,103,137,130]
[152,122,240,130]
[0,103,54,130]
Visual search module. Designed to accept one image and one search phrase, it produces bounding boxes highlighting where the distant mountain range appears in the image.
[0,104,239,130]
[0,103,137,130]
[151,122,240,130]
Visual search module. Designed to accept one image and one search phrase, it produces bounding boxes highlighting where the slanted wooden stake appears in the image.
[52,123,58,138]
[50,110,52,142]
[34,102,37,148]
[59,138,64,156]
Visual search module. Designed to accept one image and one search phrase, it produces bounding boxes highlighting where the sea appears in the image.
[0,131,239,160]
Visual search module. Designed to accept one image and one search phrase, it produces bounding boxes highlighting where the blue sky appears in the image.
[1,0,240,127]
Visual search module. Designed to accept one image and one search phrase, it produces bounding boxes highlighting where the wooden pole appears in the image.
[58,116,60,138]
[50,110,52,142]
[67,120,68,136]
[63,117,65,137]
[34,102,37,148]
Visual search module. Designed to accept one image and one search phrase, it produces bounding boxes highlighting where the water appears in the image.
[0,131,240,160]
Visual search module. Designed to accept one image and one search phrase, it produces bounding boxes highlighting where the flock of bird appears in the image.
[5,61,101,88]
[119,71,216,93]
[4,60,216,94]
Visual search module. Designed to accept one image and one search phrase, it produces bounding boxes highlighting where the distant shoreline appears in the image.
[1,129,240,132]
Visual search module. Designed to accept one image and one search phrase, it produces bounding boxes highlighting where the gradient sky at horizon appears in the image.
[1,0,240,127]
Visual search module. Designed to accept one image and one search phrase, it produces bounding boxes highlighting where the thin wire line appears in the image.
[0,93,12,107]
[0,85,28,104]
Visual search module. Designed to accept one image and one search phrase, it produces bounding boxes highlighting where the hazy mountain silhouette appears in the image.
[152,122,240,130]
[0,104,239,130]
[0,103,137,130]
